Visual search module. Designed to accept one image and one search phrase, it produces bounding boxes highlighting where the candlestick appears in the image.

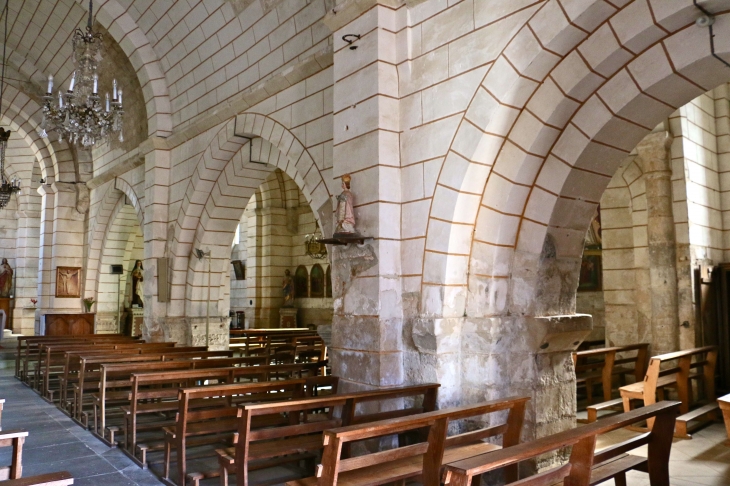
[118,89,123,106]
[105,93,110,112]
[92,74,98,95]
[68,71,76,92]
[58,92,63,108]
[47,75,53,94]
[112,79,117,100]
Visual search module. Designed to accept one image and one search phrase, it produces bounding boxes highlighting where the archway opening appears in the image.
[228,169,334,330]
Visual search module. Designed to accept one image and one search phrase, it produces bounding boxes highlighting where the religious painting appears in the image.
[231,260,245,281]
[56,267,81,298]
[578,251,602,292]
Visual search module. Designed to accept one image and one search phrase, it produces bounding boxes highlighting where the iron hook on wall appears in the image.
[342,34,361,50]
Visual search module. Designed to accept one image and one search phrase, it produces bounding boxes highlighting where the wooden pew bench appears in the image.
[441,401,680,486]
[616,346,718,438]
[2,471,74,486]
[718,393,730,444]
[215,383,440,486]
[14,334,133,381]
[20,336,136,389]
[286,396,529,486]
[166,379,311,485]
[67,349,231,420]
[0,428,74,486]
[126,363,328,463]
[39,342,177,399]
[573,343,648,407]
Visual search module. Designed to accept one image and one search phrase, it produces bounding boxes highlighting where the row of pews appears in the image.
[7,331,694,486]
[574,341,730,440]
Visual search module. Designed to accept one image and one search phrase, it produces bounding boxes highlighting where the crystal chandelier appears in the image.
[39,0,123,147]
[0,1,20,209]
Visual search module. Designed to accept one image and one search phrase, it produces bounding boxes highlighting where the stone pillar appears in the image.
[35,182,86,317]
[140,142,172,342]
[13,209,41,334]
[246,206,292,328]
[637,132,680,355]
[326,2,403,390]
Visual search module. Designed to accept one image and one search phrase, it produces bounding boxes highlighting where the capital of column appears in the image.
[36,183,56,197]
[636,131,673,173]
[324,0,405,31]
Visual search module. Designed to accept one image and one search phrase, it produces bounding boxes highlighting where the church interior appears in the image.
[0,0,729,485]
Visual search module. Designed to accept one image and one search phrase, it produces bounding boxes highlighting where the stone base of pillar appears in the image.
[142,316,230,350]
[95,312,119,334]
[12,307,37,336]
[403,314,592,472]
[279,307,298,327]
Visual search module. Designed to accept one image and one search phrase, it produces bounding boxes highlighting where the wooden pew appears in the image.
[618,346,718,437]
[14,334,133,380]
[286,396,529,486]
[441,401,680,486]
[216,383,440,486]
[573,343,648,405]
[0,429,28,480]
[64,348,227,417]
[719,393,730,444]
[126,362,325,463]
[2,471,74,485]
[0,428,74,486]
[19,336,137,387]
[94,359,322,446]
[168,379,311,485]
[38,341,177,398]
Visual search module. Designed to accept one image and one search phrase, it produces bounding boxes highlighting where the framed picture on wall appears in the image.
[231,260,245,280]
[578,251,602,292]
[56,267,82,298]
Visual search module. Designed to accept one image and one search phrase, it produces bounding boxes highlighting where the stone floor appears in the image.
[0,335,727,486]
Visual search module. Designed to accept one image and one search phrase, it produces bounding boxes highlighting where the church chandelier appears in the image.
[39,0,124,147]
[305,223,328,260]
[0,0,21,209]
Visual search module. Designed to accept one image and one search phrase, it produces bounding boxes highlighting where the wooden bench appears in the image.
[0,428,74,486]
[573,343,648,406]
[39,341,178,399]
[2,471,74,485]
[0,429,28,480]
[66,348,231,419]
[217,383,440,486]
[14,334,133,380]
[286,396,529,486]
[441,401,680,486]
[617,346,718,438]
[719,393,730,444]
[168,379,311,485]
[126,362,328,463]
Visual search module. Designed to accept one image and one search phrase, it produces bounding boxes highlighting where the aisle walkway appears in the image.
[0,342,164,486]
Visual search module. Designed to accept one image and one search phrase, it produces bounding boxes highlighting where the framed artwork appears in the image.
[231,260,245,280]
[578,251,602,292]
[56,267,81,298]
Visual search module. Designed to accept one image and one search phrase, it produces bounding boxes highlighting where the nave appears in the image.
[1,333,729,486]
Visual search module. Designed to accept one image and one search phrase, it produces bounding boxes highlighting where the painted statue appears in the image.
[282,269,294,307]
[131,260,144,307]
[335,174,357,235]
[0,258,11,298]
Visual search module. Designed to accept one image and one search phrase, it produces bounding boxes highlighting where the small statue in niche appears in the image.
[335,174,358,236]
[282,269,294,307]
[131,260,144,308]
[0,258,12,298]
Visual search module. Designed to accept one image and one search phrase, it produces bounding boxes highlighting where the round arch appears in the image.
[421,0,730,319]
[169,113,333,318]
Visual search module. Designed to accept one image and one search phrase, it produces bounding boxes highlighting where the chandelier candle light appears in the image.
[39,0,123,147]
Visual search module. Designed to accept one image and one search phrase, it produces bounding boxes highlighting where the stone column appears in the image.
[36,184,55,324]
[636,132,680,355]
[326,1,403,390]
[140,142,172,342]
[13,209,41,334]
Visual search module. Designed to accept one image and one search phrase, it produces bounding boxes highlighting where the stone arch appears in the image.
[77,0,172,137]
[169,113,332,318]
[422,0,730,319]
[85,180,143,299]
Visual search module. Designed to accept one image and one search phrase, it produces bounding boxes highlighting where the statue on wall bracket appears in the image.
[318,174,370,246]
